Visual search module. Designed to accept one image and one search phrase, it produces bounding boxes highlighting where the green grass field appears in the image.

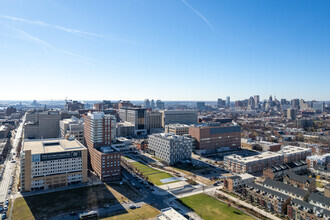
[130,162,176,186]
[101,204,160,220]
[179,193,255,220]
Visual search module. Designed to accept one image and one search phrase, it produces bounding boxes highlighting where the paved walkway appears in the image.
[213,189,281,220]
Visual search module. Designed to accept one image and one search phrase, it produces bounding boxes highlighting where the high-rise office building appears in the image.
[287,108,297,120]
[313,102,324,113]
[156,100,165,109]
[146,111,162,134]
[196,102,206,111]
[254,95,260,106]
[144,99,151,108]
[248,97,255,109]
[217,98,226,108]
[83,112,120,181]
[151,99,155,109]
[226,96,230,108]
[119,108,148,135]
[291,99,300,109]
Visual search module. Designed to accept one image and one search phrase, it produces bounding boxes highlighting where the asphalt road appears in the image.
[0,115,25,204]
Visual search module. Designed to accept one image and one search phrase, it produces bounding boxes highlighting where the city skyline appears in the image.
[1,0,330,101]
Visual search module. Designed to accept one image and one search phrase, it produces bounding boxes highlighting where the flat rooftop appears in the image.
[225,151,283,163]
[22,138,86,154]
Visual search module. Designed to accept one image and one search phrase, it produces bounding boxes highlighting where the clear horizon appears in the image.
[1,0,329,101]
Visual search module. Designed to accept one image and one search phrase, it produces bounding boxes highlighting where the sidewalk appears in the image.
[213,189,281,220]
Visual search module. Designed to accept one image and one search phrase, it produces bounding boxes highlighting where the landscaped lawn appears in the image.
[179,193,255,220]
[12,184,125,219]
[130,161,176,186]
[316,181,324,188]
[102,204,160,220]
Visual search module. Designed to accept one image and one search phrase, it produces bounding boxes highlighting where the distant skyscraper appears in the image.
[226,96,230,108]
[313,102,324,112]
[144,99,151,108]
[254,95,260,106]
[287,108,297,120]
[196,102,206,111]
[281,99,287,105]
[217,98,225,108]
[156,100,165,109]
[151,99,155,109]
[248,97,255,109]
[291,99,300,109]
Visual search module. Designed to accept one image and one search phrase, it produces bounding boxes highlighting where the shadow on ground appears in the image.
[21,184,128,219]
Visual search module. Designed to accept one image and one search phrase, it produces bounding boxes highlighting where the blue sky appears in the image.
[0,0,329,101]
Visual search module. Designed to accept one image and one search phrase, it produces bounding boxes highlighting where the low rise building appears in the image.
[165,124,190,135]
[280,146,311,163]
[308,193,330,211]
[287,199,330,220]
[241,139,281,152]
[263,179,310,201]
[20,138,88,192]
[243,182,291,215]
[148,133,192,165]
[263,160,308,181]
[116,122,135,137]
[283,172,316,192]
[224,173,255,192]
[224,151,284,174]
[0,125,10,139]
[157,207,187,220]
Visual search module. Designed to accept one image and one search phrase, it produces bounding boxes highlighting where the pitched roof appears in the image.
[246,182,290,200]
[263,179,309,198]
[291,199,330,217]
[285,172,314,184]
[308,193,330,207]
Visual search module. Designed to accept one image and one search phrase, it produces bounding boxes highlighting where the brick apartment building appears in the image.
[84,112,121,181]
[263,160,308,181]
[283,172,316,192]
[243,182,291,215]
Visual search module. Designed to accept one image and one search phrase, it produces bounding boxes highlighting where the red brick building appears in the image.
[84,112,121,181]
[189,124,241,155]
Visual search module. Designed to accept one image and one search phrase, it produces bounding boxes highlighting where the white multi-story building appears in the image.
[224,146,311,174]
[59,116,84,143]
[87,112,116,144]
[148,133,192,165]
[20,138,88,192]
